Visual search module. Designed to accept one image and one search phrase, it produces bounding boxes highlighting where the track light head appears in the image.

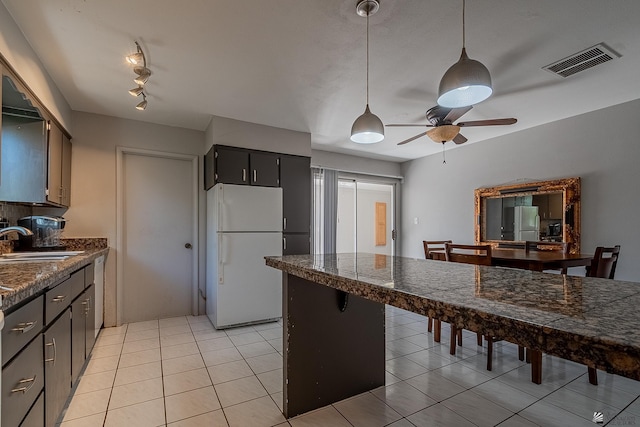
[129,86,144,97]
[136,94,147,110]
[126,41,146,66]
[133,66,151,85]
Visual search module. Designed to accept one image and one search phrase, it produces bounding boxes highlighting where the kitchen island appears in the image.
[265,253,640,419]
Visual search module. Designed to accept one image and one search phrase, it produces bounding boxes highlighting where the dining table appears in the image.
[430,247,594,272]
[265,253,640,419]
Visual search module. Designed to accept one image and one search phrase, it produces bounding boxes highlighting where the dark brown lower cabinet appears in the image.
[1,335,44,427]
[71,295,87,384]
[85,284,96,356]
[20,391,45,427]
[44,308,71,427]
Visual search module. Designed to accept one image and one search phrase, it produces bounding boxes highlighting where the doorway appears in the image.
[116,148,198,324]
[337,180,395,255]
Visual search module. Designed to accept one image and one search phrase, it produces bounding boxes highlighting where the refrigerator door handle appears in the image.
[218,234,224,284]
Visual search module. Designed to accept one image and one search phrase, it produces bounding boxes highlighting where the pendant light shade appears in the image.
[437,48,492,108]
[437,0,493,108]
[350,0,384,144]
[351,104,385,144]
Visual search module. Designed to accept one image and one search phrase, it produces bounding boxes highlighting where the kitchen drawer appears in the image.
[19,390,44,427]
[2,295,43,365]
[45,275,75,325]
[84,262,95,288]
[1,336,44,427]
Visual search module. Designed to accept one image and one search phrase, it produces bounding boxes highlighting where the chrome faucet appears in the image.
[0,226,34,238]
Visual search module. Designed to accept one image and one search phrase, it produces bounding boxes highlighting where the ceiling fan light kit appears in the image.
[437,0,492,108]
[350,0,384,144]
[125,41,151,110]
[427,125,460,143]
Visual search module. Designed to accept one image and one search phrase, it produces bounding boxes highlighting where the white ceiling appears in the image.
[3,0,640,162]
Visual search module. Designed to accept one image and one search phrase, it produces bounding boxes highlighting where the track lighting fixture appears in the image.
[125,41,151,110]
[136,94,148,110]
[350,0,384,144]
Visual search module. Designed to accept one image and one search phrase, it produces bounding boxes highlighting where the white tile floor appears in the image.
[60,306,640,426]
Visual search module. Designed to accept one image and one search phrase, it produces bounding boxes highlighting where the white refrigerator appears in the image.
[206,183,283,329]
[513,206,540,241]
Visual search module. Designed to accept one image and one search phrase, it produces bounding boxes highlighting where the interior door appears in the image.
[122,153,194,323]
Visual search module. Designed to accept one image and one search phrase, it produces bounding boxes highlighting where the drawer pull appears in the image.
[11,375,37,394]
[11,321,38,334]
[52,295,67,303]
[45,338,57,364]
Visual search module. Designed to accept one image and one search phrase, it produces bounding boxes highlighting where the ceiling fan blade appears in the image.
[386,124,435,127]
[442,105,473,124]
[397,132,428,145]
[457,118,517,127]
[452,133,468,144]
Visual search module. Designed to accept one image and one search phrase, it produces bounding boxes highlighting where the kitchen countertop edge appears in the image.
[0,247,109,311]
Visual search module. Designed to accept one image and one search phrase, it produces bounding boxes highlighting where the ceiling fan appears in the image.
[387,105,517,146]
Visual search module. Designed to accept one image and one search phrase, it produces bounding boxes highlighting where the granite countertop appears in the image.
[0,238,109,311]
[265,253,640,380]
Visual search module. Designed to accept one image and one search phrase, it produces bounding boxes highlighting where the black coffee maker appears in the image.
[16,216,67,251]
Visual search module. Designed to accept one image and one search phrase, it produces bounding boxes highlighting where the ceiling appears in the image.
[2,0,640,162]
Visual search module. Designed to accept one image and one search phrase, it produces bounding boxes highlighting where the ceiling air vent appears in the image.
[543,43,620,78]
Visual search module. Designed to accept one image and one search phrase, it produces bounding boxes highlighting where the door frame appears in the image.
[116,146,199,326]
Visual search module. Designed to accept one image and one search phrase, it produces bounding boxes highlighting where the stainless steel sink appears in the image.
[0,251,84,263]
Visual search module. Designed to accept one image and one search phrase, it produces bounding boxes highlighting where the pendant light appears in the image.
[437,0,492,108]
[350,0,384,144]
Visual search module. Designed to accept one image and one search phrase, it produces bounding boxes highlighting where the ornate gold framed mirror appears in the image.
[474,177,581,253]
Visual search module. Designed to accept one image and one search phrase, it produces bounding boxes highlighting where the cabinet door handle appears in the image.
[283,237,287,251]
[253,169,257,183]
[242,168,247,182]
[283,217,287,230]
[11,375,37,394]
[45,338,57,364]
[52,295,67,303]
[11,320,37,334]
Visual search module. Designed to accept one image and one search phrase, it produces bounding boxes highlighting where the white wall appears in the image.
[401,98,640,281]
[205,115,311,156]
[63,111,206,326]
[312,149,402,178]
[0,2,72,131]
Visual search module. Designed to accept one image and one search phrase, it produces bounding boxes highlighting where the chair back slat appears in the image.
[444,243,492,266]
[588,245,621,279]
[423,240,452,259]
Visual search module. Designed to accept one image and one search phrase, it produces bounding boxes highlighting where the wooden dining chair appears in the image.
[525,241,570,274]
[443,243,493,365]
[423,240,452,259]
[584,245,621,384]
[586,245,620,280]
[423,240,451,336]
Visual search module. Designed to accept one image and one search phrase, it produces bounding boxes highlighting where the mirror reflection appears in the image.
[484,192,563,242]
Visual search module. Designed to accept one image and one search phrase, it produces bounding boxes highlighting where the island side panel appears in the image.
[283,273,385,418]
